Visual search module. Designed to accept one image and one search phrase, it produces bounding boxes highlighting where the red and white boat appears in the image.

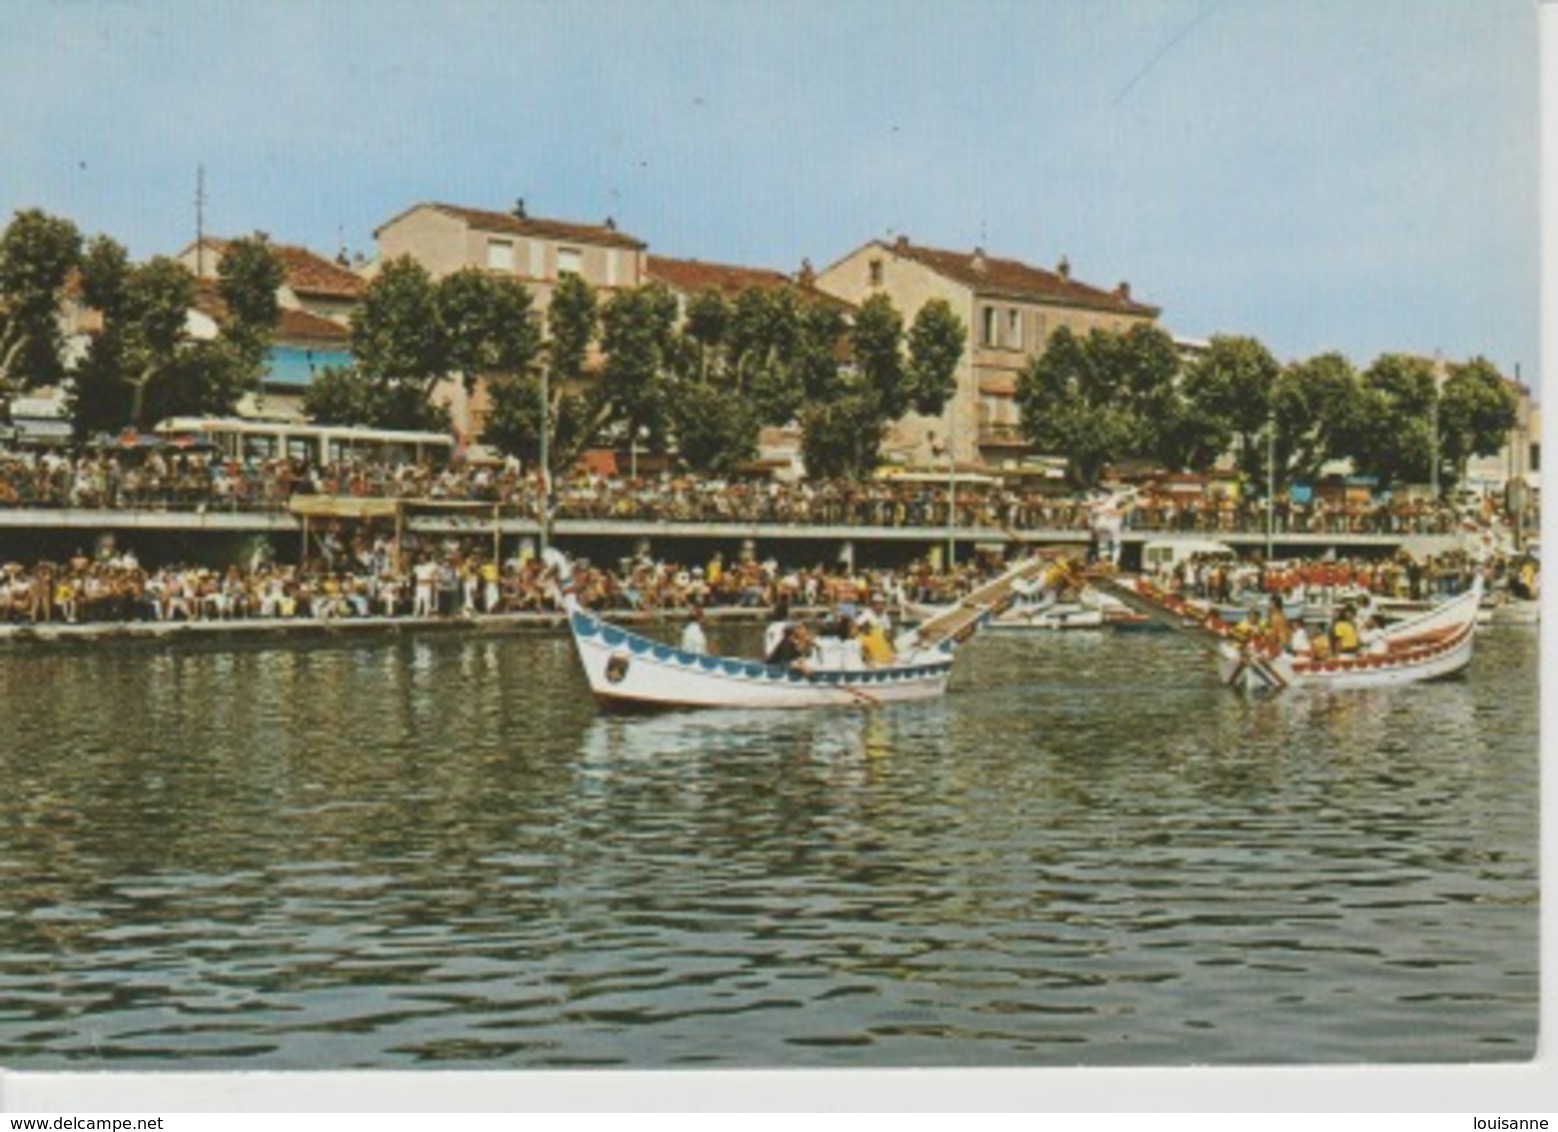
[1096,574,1483,694]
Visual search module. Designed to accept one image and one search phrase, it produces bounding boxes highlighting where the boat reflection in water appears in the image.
[0,615,1537,1071]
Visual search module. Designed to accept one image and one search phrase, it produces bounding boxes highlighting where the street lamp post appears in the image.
[538,368,550,557]
[943,408,957,573]
[1431,353,1443,499]
[1266,408,1276,561]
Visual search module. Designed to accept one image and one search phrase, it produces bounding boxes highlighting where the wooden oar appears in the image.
[913,556,1053,649]
[1085,571,1232,651]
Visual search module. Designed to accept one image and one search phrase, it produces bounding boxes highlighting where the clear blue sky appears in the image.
[2,0,1540,382]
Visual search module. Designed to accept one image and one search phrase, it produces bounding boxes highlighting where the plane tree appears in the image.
[800,294,965,480]
[1270,351,1370,485]
[1349,352,1438,488]
[1179,334,1281,483]
[317,258,539,433]
[1437,356,1518,489]
[0,208,83,398]
[1015,322,1182,488]
[68,234,280,433]
[481,272,601,475]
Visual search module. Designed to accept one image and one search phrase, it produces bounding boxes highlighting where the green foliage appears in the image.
[1439,356,1518,483]
[791,294,962,480]
[478,371,539,460]
[668,379,761,476]
[1352,353,1437,487]
[600,282,680,445]
[1015,322,1182,487]
[1180,335,1280,480]
[905,298,966,416]
[436,268,541,394]
[850,294,908,418]
[483,274,603,475]
[70,248,201,430]
[216,236,283,342]
[799,393,886,481]
[0,208,83,393]
[301,363,376,426]
[545,273,598,390]
[1272,352,1367,483]
[213,233,284,399]
[350,256,447,388]
[348,259,539,433]
[302,364,451,433]
[78,234,130,314]
[682,288,730,374]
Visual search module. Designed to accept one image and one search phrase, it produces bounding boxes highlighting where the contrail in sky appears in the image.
[1111,0,1225,107]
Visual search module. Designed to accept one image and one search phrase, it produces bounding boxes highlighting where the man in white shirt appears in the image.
[681,606,708,655]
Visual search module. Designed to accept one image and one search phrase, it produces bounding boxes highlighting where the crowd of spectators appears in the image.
[0,446,1534,539]
[0,532,1002,629]
[1155,547,1510,607]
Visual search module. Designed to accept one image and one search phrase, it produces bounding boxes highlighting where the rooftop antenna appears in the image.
[194,165,206,275]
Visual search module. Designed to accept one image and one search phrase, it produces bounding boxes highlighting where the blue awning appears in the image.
[264,344,354,388]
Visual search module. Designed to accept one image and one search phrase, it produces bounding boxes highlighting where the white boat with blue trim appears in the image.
[558,552,1051,711]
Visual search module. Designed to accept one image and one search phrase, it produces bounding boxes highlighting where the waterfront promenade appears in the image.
[0,451,1512,566]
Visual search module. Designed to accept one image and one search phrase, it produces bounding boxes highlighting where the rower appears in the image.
[1287,622,1312,658]
[1263,592,1292,653]
[1331,604,1361,655]
[764,599,793,662]
[766,621,813,668]
[856,612,895,666]
[1360,612,1389,655]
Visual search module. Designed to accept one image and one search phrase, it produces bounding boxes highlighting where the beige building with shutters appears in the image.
[368,201,648,443]
[814,235,1160,468]
[370,200,647,306]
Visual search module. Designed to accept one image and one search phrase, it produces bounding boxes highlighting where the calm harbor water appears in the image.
[0,621,1538,1070]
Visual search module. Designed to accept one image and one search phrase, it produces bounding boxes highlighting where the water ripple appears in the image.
[0,624,1537,1068]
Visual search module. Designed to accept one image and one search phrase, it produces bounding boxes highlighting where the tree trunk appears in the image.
[0,333,28,394]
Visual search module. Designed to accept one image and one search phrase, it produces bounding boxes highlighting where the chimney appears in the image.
[894,234,910,253]
[970,246,986,273]
[797,258,816,288]
[1115,281,1131,301]
[512,198,527,219]
[1057,256,1071,280]
[603,216,616,231]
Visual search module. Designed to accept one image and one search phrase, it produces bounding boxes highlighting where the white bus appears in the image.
[154,417,456,467]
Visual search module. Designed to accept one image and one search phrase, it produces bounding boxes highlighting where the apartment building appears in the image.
[371,200,646,303]
[177,236,365,420]
[815,236,1159,467]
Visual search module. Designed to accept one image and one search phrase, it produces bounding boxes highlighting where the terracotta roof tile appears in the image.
[647,255,790,295]
[425,203,647,251]
[890,239,1159,317]
[197,238,365,299]
[647,254,855,312]
[193,282,350,344]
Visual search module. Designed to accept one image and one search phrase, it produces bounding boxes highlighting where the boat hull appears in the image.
[1216,622,1476,692]
[568,607,954,710]
[1096,572,1483,695]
